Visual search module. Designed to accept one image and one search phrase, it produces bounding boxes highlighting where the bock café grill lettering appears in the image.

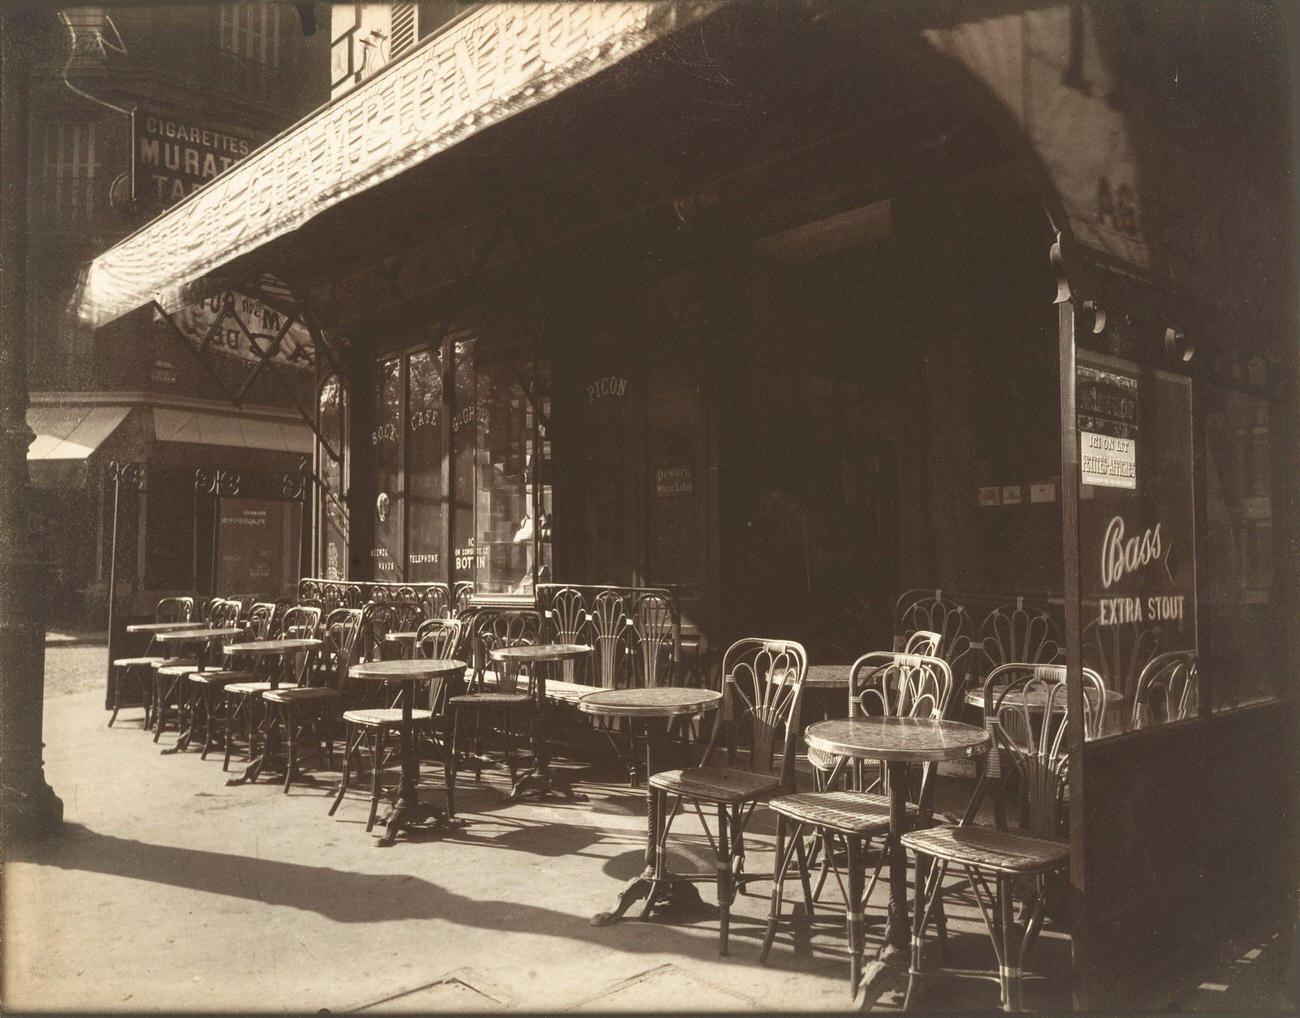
[137,114,258,208]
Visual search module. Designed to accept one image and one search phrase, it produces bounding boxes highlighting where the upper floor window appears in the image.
[217,3,282,67]
[216,3,284,97]
[32,120,98,227]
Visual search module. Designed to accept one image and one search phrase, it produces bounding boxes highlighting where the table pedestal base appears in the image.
[590,868,712,926]
[509,767,587,803]
[375,797,459,847]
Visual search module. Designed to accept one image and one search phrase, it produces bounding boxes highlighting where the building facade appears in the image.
[25,4,329,626]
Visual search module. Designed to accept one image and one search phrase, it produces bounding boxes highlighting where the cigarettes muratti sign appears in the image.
[136,114,260,209]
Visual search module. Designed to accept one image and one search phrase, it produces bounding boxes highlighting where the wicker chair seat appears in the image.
[224,680,279,695]
[769,789,913,835]
[113,655,167,667]
[649,765,782,804]
[156,661,204,676]
[188,669,257,686]
[263,686,339,704]
[449,692,531,707]
[342,707,433,727]
[901,823,1069,875]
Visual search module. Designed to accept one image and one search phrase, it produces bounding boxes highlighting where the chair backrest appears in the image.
[322,607,365,690]
[414,616,463,661]
[156,597,194,623]
[634,591,679,687]
[420,584,452,620]
[208,598,242,629]
[279,604,322,639]
[985,663,1107,836]
[902,629,941,656]
[978,598,1062,673]
[477,610,541,694]
[414,617,465,713]
[1082,615,1161,702]
[245,602,277,640]
[717,638,808,789]
[850,650,952,721]
[1132,650,1198,729]
[984,662,1109,739]
[895,590,975,702]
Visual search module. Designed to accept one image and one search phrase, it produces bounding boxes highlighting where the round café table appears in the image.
[804,716,990,979]
[221,638,323,786]
[152,627,243,752]
[125,621,203,634]
[582,686,724,926]
[964,684,1123,712]
[488,644,591,802]
[348,658,466,847]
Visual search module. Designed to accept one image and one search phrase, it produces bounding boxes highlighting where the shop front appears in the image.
[77,2,1296,1008]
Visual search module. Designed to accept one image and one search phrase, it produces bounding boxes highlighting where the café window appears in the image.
[450,337,551,596]
[143,476,195,591]
[317,375,349,580]
[1076,353,1197,736]
[371,356,404,578]
[1199,362,1284,712]
[406,346,446,582]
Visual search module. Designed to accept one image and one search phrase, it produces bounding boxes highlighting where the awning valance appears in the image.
[153,408,313,454]
[26,406,130,461]
[77,1,722,329]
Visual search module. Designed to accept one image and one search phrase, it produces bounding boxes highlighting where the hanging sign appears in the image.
[1078,364,1138,489]
[167,291,316,372]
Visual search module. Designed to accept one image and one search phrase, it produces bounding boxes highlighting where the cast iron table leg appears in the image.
[880,759,912,962]
[591,718,707,926]
[163,640,209,755]
[509,662,586,802]
[376,679,452,846]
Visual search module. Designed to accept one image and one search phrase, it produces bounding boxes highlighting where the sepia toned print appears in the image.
[1,3,1295,1014]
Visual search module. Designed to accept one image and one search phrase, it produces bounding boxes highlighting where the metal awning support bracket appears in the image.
[152,299,243,409]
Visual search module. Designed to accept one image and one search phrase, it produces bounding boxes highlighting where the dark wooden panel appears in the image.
[1076,702,1299,1010]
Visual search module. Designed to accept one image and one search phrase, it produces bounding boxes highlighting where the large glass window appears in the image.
[371,357,403,578]
[317,375,348,579]
[1201,373,1282,711]
[406,347,446,582]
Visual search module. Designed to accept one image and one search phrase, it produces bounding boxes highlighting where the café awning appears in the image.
[26,406,130,461]
[153,408,313,454]
[76,1,723,329]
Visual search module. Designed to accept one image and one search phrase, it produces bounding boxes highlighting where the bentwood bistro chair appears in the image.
[260,605,368,792]
[761,650,953,994]
[219,604,324,773]
[108,596,194,728]
[900,666,1107,1012]
[151,598,241,743]
[185,601,277,760]
[648,637,808,956]
[330,617,464,829]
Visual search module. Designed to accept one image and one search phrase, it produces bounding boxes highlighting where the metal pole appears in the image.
[105,467,122,703]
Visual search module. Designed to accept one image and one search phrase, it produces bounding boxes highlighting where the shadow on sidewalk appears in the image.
[5,822,785,962]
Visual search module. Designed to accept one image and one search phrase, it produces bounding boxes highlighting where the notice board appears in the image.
[216,497,297,595]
